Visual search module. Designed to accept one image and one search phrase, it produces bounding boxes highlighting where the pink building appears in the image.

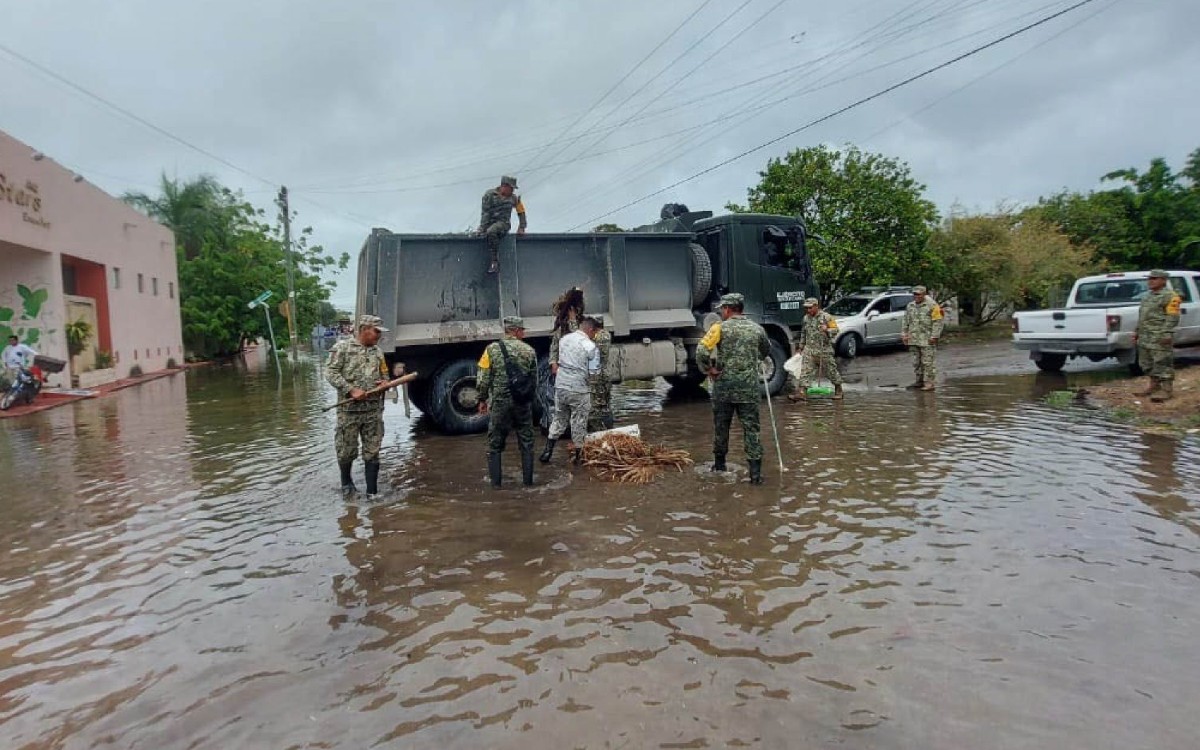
[0,130,182,388]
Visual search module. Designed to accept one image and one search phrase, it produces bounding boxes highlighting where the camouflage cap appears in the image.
[1148,269,1169,279]
[717,292,745,308]
[500,175,518,188]
[803,297,819,308]
[912,285,928,294]
[357,314,389,332]
[502,315,525,329]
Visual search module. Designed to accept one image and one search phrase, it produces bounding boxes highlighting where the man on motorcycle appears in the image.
[2,335,37,388]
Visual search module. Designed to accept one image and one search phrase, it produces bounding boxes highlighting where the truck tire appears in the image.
[427,358,489,434]
[836,332,861,359]
[1034,353,1067,373]
[763,337,788,397]
[689,243,713,308]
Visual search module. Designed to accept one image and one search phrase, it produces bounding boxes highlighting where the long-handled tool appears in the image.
[323,372,419,411]
[761,367,786,475]
[808,354,834,396]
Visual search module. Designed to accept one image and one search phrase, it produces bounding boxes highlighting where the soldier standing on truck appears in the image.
[901,285,944,391]
[477,316,538,487]
[790,297,843,402]
[478,175,527,274]
[587,315,614,431]
[697,293,771,485]
[326,315,391,496]
[1134,269,1181,402]
[541,317,601,465]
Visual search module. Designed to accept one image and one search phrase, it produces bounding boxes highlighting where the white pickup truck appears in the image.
[1011,270,1200,373]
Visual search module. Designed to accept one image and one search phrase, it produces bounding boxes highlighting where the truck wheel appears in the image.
[837,333,861,359]
[689,243,713,308]
[427,359,488,434]
[1034,353,1067,373]
[763,338,788,397]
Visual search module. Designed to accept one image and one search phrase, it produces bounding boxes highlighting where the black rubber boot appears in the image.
[748,460,764,485]
[488,452,503,487]
[602,415,614,430]
[339,461,357,493]
[712,453,727,472]
[487,247,499,274]
[572,448,583,465]
[521,450,534,486]
[364,460,381,496]
[539,439,557,463]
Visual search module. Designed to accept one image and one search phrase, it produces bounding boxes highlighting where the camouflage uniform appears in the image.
[478,176,526,264]
[477,329,538,454]
[1136,279,1181,383]
[549,316,579,367]
[587,326,613,431]
[326,337,389,464]
[796,308,842,389]
[902,294,944,386]
[696,298,770,464]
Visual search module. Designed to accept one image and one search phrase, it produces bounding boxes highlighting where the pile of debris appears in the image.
[582,432,692,484]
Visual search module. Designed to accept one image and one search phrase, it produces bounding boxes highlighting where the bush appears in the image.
[94,350,114,369]
[129,364,144,378]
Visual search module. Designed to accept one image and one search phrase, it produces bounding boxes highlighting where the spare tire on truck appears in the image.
[689,243,713,308]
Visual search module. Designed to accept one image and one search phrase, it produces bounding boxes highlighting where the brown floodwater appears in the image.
[0,346,1197,749]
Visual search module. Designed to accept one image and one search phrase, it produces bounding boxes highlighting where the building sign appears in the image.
[0,170,50,229]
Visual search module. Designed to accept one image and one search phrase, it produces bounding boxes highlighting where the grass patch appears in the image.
[1043,390,1077,407]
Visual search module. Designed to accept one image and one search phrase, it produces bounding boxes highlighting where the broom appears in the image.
[801,347,834,396]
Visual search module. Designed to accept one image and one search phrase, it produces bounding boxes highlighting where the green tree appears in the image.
[929,210,1091,324]
[728,145,939,301]
[124,175,349,358]
[592,223,624,232]
[1035,149,1200,269]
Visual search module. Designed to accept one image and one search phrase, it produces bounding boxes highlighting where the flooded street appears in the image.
[1,343,1197,749]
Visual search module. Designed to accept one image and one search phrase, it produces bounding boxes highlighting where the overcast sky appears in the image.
[3,0,1197,308]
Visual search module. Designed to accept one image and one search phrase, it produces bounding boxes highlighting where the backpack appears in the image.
[498,340,535,405]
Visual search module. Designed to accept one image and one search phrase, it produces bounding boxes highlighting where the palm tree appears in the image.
[123,174,228,260]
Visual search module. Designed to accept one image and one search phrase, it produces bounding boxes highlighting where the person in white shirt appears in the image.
[539,317,601,465]
[3,335,37,386]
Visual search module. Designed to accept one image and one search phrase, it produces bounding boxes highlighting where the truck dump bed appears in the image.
[357,230,703,348]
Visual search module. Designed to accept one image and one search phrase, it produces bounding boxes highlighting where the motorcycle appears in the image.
[1,366,44,410]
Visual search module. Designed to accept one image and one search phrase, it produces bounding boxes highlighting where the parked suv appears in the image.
[825,287,915,358]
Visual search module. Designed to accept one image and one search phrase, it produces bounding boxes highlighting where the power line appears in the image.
[566,0,1099,230]
[516,0,714,175]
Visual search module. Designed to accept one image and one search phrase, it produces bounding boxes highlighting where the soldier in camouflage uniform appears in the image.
[478,175,527,274]
[477,316,539,486]
[326,315,391,496]
[790,297,843,402]
[1134,269,1181,402]
[587,316,614,431]
[696,293,771,484]
[901,285,944,391]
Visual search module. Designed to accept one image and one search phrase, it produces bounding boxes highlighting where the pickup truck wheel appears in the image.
[1034,353,1067,373]
[836,333,861,359]
[427,359,489,435]
[763,338,788,397]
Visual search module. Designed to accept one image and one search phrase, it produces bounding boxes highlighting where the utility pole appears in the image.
[277,186,300,364]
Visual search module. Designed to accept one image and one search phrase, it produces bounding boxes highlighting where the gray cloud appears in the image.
[3,0,1196,308]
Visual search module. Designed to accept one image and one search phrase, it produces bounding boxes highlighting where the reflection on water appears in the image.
[0,351,1197,749]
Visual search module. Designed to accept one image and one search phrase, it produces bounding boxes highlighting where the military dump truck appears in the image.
[356,206,818,434]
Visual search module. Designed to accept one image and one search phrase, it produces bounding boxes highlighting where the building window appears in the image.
[169,281,175,299]
[113,267,121,289]
[152,277,159,296]
[137,273,144,293]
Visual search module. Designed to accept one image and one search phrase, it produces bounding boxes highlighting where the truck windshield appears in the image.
[1073,280,1148,306]
[828,297,870,315]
